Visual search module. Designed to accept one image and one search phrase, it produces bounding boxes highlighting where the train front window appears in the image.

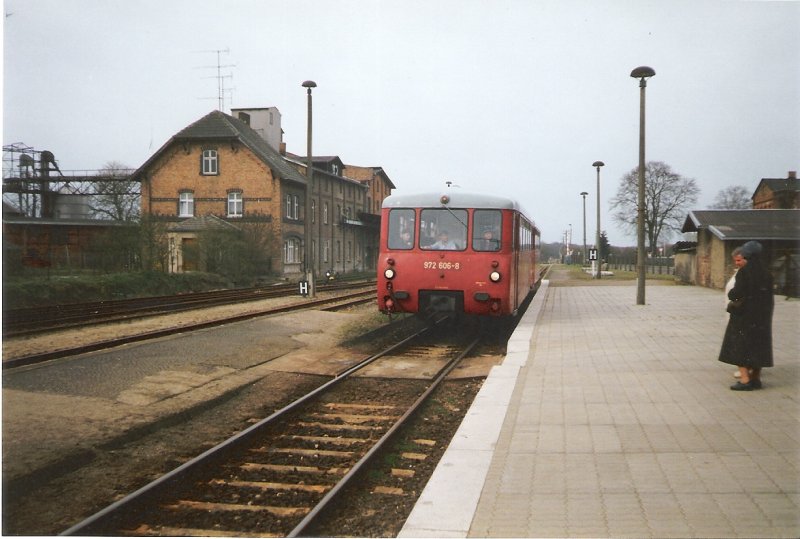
[388,209,415,249]
[473,210,502,251]
[420,209,468,250]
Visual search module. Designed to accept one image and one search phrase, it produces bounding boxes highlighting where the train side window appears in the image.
[388,209,415,249]
[420,209,468,250]
[473,210,502,251]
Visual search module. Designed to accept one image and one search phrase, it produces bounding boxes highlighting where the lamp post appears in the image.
[568,223,572,264]
[630,66,655,305]
[302,80,317,297]
[592,161,604,279]
[580,191,588,266]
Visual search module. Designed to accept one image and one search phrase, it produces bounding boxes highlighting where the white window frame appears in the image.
[284,238,300,263]
[293,195,300,221]
[202,149,218,175]
[179,192,194,217]
[227,192,243,218]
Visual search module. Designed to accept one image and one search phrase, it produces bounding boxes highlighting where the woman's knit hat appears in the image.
[740,240,763,258]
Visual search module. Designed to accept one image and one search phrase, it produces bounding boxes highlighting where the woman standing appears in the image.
[718,241,774,390]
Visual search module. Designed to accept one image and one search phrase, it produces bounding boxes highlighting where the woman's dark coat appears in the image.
[718,257,774,368]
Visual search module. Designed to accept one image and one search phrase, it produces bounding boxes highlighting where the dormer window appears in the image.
[202,149,219,175]
[332,164,339,175]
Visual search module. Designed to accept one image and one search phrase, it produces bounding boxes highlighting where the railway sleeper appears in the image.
[209,478,329,494]
[323,402,399,411]
[239,462,349,476]
[310,412,400,423]
[165,499,310,516]
[294,420,380,432]
[260,447,356,458]
[124,523,276,537]
[282,434,370,445]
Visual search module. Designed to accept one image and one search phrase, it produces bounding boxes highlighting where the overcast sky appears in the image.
[3,0,798,244]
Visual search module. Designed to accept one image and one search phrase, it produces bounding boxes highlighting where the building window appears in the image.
[323,240,330,263]
[332,164,339,175]
[179,192,194,217]
[323,202,329,224]
[284,238,300,263]
[286,194,301,220]
[311,200,316,223]
[227,192,243,217]
[202,149,218,175]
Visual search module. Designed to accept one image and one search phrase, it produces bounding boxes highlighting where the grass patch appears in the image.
[557,264,677,283]
[2,271,232,309]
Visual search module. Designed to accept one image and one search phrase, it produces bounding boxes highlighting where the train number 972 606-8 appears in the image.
[424,261,461,270]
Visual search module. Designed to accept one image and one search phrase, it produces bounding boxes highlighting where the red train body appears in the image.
[378,190,540,317]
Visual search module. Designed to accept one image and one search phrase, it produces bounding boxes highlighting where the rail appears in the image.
[60,319,477,536]
[2,280,376,337]
[3,289,376,370]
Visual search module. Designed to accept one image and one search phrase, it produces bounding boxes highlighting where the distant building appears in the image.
[134,109,394,279]
[677,209,799,295]
[752,171,800,209]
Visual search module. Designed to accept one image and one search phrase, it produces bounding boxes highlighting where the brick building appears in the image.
[677,209,800,294]
[752,171,800,209]
[134,109,394,279]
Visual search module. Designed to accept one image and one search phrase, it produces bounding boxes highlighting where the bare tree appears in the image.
[90,161,140,221]
[610,161,700,256]
[709,185,752,209]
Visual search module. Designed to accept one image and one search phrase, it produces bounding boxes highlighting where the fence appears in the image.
[607,256,675,275]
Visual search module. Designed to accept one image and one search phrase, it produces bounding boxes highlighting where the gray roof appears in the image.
[682,209,800,240]
[752,177,800,199]
[133,110,308,186]
[168,214,241,233]
[382,189,537,230]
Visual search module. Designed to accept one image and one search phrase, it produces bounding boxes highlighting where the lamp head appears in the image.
[630,66,655,79]
[592,161,605,168]
[302,80,317,90]
[580,191,588,197]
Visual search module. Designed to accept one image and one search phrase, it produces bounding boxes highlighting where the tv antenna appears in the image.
[194,48,236,111]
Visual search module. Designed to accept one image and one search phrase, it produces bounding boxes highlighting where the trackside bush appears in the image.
[2,271,231,309]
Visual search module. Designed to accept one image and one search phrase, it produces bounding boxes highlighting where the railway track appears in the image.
[2,280,376,338]
[61,321,480,537]
[2,289,376,371]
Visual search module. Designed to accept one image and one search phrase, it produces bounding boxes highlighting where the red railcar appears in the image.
[378,190,540,317]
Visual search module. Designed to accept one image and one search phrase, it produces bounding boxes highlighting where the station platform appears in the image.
[400,279,800,538]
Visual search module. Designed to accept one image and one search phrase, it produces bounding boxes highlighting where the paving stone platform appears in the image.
[400,281,800,538]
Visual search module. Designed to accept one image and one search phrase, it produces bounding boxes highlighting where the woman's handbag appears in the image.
[727,298,745,314]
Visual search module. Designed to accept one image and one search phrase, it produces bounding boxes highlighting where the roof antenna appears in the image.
[194,48,236,111]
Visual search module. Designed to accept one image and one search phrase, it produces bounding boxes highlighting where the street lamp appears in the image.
[630,66,655,305]
[302,80,317,297]
[592,161,604,279]
[580,191,588,266]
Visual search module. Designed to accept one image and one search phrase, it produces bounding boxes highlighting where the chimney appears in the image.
[280,142,286,155]
[788,171,797,180]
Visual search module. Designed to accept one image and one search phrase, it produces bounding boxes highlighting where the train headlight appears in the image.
[489,271,502,282]
[384,268,396,280]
